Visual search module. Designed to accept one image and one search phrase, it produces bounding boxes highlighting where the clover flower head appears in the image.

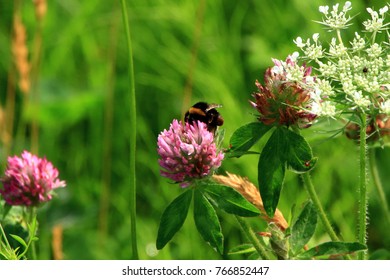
[250,54,322,128]
[157,119,224,187]
[0,151,66,206]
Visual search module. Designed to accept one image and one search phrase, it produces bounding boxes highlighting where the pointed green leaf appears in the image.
[228,122,272,157]
[285,129,317,172]
[258,127,287,217]
[156,189,193,250]
[297,242,367,259]
[228,244,256,255]
[290,201,317,255]
[193,189,224,254]
[203,184,260,217]
[9,234,28,248]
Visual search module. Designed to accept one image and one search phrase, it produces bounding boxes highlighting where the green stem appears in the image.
[336,29,344,46]
[369,149,390,226]
[0,222,12,249]
[291,127,343,245]
[301,173,340,242]
[28,207,37,260]
[358,114,368,260]
[119,0,138,260]
[235,216,273,260]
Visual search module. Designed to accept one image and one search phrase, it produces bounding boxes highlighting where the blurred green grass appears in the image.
[0,0,389,259]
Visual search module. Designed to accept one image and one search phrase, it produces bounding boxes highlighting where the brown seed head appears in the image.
[12,15,30,95]
[212,172,288,231]
[33,0,47,21]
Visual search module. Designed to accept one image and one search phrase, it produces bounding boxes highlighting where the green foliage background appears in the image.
[0,0,389,259]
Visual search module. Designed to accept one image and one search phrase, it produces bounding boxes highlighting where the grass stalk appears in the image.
[119,0,138,260]
[30,14,44,155]
[98,5,119,244]
[4,65,16,157]
[181,0,206,115]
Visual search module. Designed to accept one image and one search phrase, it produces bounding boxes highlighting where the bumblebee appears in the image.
[184,102,224,133]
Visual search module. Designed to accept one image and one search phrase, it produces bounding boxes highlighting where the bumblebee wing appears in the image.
[205,103,222,112]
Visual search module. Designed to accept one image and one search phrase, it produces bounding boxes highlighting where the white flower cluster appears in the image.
[272,52,314,83]
[273,52,336,118]
[363,6,389,33]
[294,34,323,60]
[293,2,390,118]
[318,1,353,30]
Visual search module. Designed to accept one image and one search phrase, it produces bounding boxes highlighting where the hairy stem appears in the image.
[119,0,138,259]
[358,113,368,260]
[235,216,273,260]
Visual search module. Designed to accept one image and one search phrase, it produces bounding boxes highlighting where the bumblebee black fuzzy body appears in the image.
[184,102,224,133]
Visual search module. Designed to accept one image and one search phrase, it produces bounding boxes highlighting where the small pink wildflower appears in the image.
[157,119,224,187]
[0,151,66,206]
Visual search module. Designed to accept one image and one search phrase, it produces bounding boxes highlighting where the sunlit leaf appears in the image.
[203,184,260,217]
[290,201,317,255]
[285,129,317,172]
[156,189,193,250]
[228,122,272,158]
[9,234,28,249]
[258,127,286,217]
[193,189,224,254]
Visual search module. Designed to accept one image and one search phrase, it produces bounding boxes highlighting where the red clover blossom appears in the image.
[250,53,323,128]
[0,151,66,206]
[157,119,224,187]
